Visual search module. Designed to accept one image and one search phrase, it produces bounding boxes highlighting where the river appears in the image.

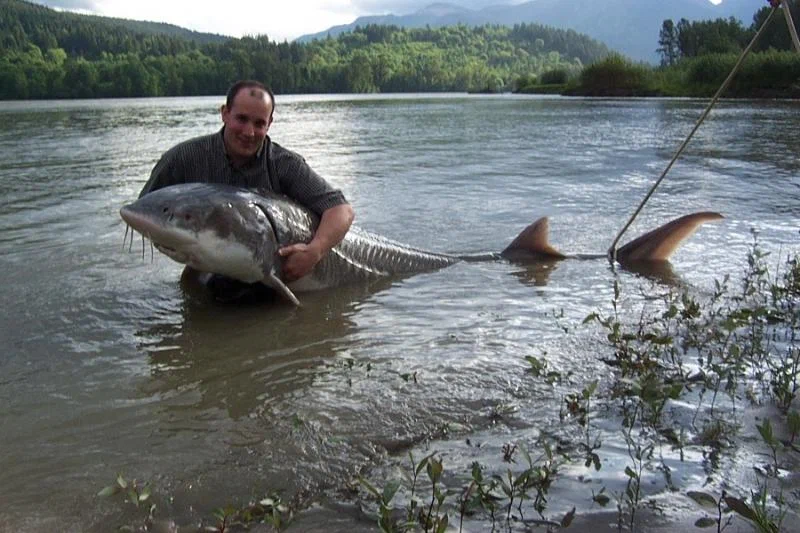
[0,94,798,531]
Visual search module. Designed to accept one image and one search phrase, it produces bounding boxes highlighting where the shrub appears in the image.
[540,67,568,85]
[577,53,656,96]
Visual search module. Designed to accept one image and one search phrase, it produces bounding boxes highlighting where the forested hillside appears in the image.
[1,0,228,55]
[0,0,610,99]
[298,0,765,62]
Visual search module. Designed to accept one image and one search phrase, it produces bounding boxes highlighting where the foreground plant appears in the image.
[579,237,799,531]
[98,474,156,531]
[358,444,572,533]
[98,474,292,532]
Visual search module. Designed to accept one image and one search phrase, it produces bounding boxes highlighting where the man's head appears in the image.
[221,80,275,166]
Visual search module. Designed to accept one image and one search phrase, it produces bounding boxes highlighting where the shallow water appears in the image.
[0,94,798,531]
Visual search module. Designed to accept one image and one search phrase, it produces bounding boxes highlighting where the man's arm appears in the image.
[278,203,355,281]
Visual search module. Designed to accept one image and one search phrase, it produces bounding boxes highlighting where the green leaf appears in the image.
[435,514,449,533]
[469,462,484,485]
[787,410,800,437]
[584,380,598,398]
[97,485,120,497]
[427,457,443,482]
[687,491,718,509]
[138,486,151,502]
[513,470,531,488]
[116,474,128,489]
[757,419,775,445]
[593,493,610,506]
[128,488,139,507]
[561,507,576,528]
[415,452,436,477]
[582,312,599,324]
[668,383,684,399]
[382,480,400,505]
[724,496,756,521]
[624,466,637,479]
[695,517,717,528]
[358,477,381,500]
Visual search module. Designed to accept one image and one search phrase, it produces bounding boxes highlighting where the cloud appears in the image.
[27,0,521,40]
[350,0,515,15]
[31,0,101,11]
[28,0,358,40]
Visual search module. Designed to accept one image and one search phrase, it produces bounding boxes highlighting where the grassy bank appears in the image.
[519,51,800,99]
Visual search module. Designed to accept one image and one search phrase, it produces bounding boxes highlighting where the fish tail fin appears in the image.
[502,217,567,259]
[616,212,724,264]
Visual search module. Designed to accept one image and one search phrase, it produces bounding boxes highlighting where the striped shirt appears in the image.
[139,128,348,216]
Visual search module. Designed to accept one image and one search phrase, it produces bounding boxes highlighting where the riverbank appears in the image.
[518,51,800,99]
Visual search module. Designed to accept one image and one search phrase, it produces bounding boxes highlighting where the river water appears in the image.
[0,94,798,531]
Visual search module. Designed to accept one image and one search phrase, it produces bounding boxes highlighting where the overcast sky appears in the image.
[31,0,722,42]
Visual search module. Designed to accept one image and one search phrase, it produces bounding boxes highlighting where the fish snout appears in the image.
[119,205,136,226]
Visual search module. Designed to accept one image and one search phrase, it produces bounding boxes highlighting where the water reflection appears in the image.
[506,256,563,287]
[134,275,397,421]
[620,259,682,286]
[506,253,683,288]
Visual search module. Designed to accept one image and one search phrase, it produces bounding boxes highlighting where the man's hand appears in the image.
[278,243,324,282]
[278,203,354,282]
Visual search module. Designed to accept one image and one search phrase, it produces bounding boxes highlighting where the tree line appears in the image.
[657,2,800,66]
[0,0,610,99]
[559,2,800,98]
[3,0,797,101]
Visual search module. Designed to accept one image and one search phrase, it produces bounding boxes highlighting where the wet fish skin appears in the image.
[120,183,723,305]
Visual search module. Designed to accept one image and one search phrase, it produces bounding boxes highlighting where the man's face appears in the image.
[221,88,273,164]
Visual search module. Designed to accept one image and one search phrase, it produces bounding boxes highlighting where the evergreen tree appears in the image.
[657,20,679,66]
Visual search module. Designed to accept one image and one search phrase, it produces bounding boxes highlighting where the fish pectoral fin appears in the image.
[263,272,301,306]
[616,211,724,263]
[501,216,567,259]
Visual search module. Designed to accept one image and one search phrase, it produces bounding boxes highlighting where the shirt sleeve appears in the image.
[272,147,348,216]
[138,146,184,198]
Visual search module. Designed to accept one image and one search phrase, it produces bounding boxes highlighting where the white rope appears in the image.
[607,3,783,263]
[782,0,800,53]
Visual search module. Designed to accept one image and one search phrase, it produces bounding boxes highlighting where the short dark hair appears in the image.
[225,80,275,119]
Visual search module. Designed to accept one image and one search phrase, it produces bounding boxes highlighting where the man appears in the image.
[140,80,354,282]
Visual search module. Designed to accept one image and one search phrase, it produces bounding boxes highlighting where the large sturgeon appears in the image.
[120,183,723,305]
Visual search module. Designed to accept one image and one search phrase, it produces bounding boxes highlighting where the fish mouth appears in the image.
[119,207,195,250]
[155,243,177,254]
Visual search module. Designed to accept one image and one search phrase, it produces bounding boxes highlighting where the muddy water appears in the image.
[0,94,798,531]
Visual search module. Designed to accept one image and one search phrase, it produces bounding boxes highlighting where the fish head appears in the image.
[120,184,281,284]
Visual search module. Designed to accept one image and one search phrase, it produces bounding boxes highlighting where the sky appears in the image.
[32,0,723,42]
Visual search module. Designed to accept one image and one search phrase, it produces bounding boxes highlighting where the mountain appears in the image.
[3,0,229,46]
[297,0,768,62]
